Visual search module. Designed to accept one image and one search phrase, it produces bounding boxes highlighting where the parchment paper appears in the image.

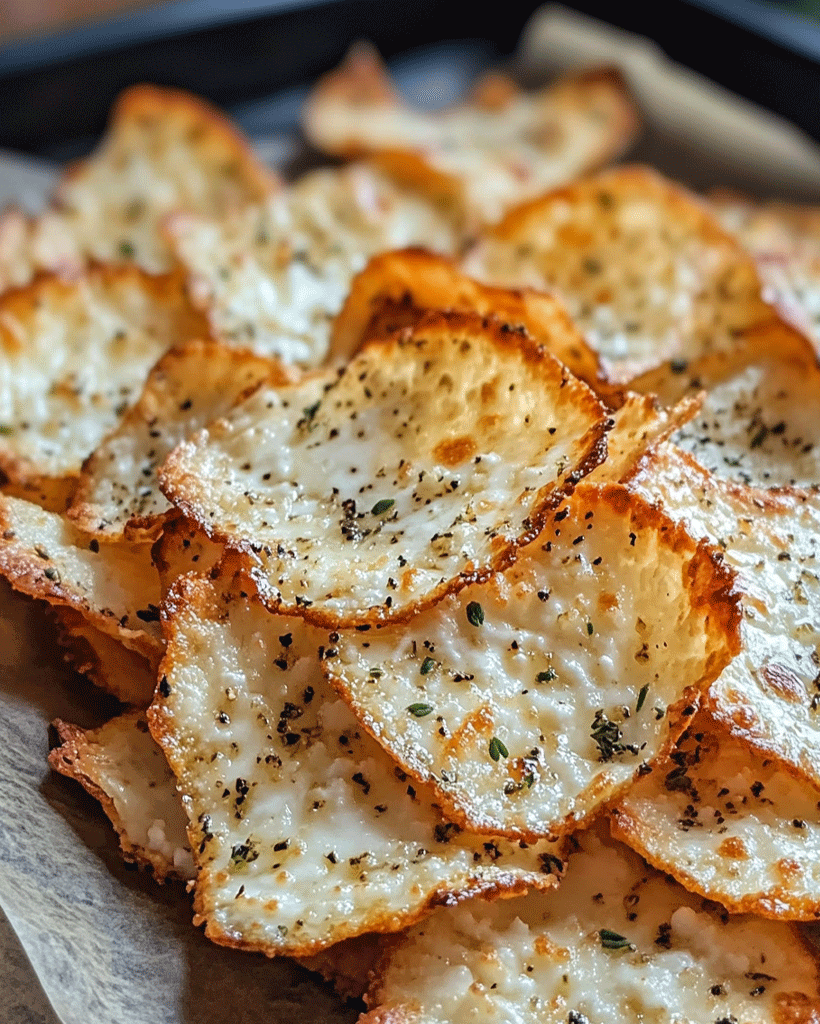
[2,9,820,1022]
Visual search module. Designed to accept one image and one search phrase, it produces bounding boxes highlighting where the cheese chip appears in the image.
[612,715,820,919]
[630,445,820,787]
[361,824,820,1024]
[667,343,820,489]
[53,606,157,706]
[711,190,820,356]
[49,711,193,882]
[0,266,209,492]
[150,569,566,956]
[160,311,609,626]
[0,85,278,289]
[151,514,225,600]
[67,341,280,542]
[331,247,605,389]
[466,166,803,382]
[166,164,458,366]
[327,483,740,840]
[0,494,162,665]
[303,45,639,225]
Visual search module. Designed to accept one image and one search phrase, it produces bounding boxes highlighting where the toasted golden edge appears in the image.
[586,391,703,484]
[56,84,280,205]
[303,48,639,212]
[296,933,388,1001]
[0,497,164,663]
[486,166,817,387]
[301,42,404,157]
[66,340,281,542]
[150,512,225,601]
[149,564,566,957]
[609,712,820,921]
[0,264,212,486]
[627,312,817,404]
[358,848,820,1024]
[160,308,611,629]
[48,714,181,882]
[324,481,742,842]
[52,605,157,706]
[330,248,611,396]
[1,475,77,514]
[623,445,820,774]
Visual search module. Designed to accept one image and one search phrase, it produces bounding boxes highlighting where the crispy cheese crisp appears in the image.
[0,494,162,665]
[53,606,157,706]
[160,310,609,626]
[630,444,820,787]
[465,166,804,382]
[166,164,458,366]
[331,248,605,389]
[327,483,740,840]
[49,711,194,882]
[360,825,820,1024]
[666,342,820,489]
[151,513,225,599]
[712,190,820,355]
[150,569,566,957]
[612,714,820,920]
[67,341,281,542]
[302,45,639,225]
[0,85,278,289]
[0,266,209,492]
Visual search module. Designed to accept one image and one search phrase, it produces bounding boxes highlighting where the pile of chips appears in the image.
[2,44,819,1023]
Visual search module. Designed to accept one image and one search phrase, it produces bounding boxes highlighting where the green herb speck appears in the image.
[407,703,434,717]
[466,601,484,627]
[371,499,395,515]
[489,736,509,762]
[420,656,436,676]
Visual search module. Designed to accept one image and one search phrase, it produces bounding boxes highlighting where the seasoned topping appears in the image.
[149,569,565,955]
[328,484,740,839]
[161,310,608,626]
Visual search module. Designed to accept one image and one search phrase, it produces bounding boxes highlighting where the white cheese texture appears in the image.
[631,445,820,787]
[160,314,606,624]
[0,494,162,663]
[363,825,820,1024]
[151,572,565,956]
[465,167,776,382]
[0,269,205,482]
[614,717,820,919]
[670,353,820,489]
[328,483,738,838]
[167,163,458,366]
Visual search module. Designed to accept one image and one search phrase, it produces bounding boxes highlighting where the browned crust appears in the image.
[160,308,611,629]
[57,84,279,204]
[48,715,179,882]
[149,568,563,957]
[296,932,387,1000]
[150,511,225,600]
[0,498,163,664]
[323,481,741,841]
[1,474,77,514]
[610,800,820,922]
[52,605,157,706]
[192,866,545,959]
[303,52,639,221]
[330,247,610,395]
[490,165,749,248]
